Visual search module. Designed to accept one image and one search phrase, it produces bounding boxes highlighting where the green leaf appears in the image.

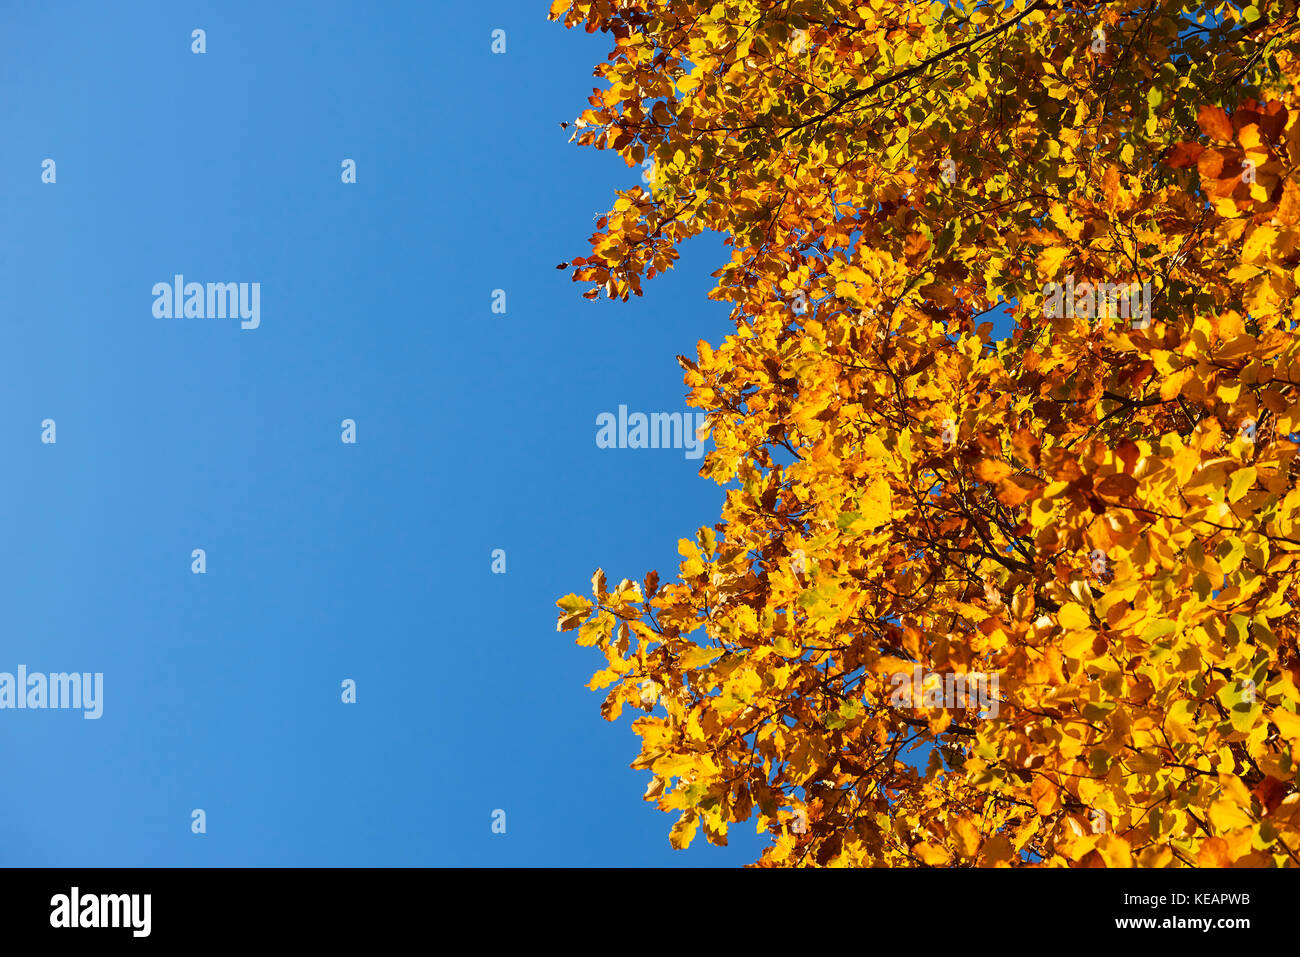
[836,511,863,532]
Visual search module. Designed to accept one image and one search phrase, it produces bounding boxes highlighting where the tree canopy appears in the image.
[553,0,1300,867]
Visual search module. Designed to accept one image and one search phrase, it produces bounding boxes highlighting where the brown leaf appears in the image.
[1116,439,1140,475]
[1094,473,1138,500]
[1253,775,1288,815]
[1166,141,1204,169]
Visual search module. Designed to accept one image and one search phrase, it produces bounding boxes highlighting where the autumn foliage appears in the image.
[552,0,1300,866]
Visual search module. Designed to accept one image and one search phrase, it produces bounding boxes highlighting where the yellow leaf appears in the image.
[1096,833,1133,867]
[1242,226,1277,265]
[1038,246,1070,278]
[859,477,893,528]
[1061,629,1098,660]
[1271,707,1300,745]
[1208,799,1254,832]
[1228,466,1256,503]
[679,645,723,670]
[1160,366,1195,401]
[952,817,981,858]
[913,841,952,866]
[1058,602,1091,631]
[669,810,699,849]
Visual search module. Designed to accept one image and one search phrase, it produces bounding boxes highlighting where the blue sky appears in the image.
[0,0,767,866]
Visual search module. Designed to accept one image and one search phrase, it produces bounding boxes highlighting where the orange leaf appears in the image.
[1197,836,1233,867]
[976,459,1013,483]
[1197,105,1233,142]
[1166,141,1204,169]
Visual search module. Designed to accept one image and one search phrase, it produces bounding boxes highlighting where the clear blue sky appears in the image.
[0,0,767,866]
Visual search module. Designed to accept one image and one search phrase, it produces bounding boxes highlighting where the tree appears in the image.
[551,0,1300,867]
